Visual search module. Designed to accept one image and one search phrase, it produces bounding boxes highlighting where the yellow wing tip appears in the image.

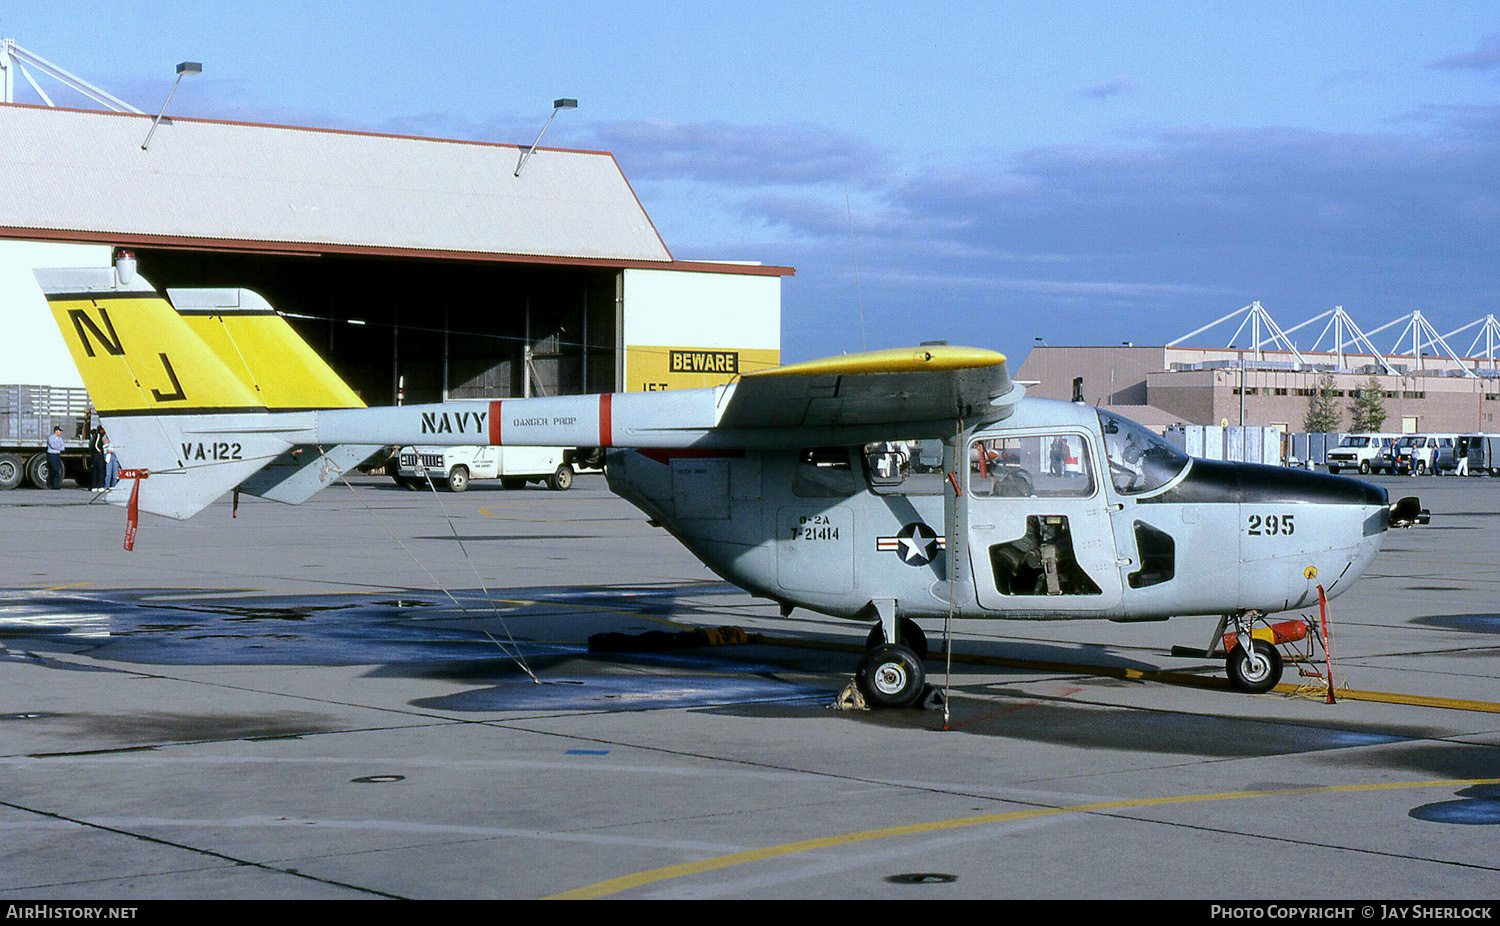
[748,346,1007,378]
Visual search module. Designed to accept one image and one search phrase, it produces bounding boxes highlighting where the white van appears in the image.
[1326,434,1399,475]
[394,445,573,492]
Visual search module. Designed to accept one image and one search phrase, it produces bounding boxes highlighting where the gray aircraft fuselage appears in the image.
[607,398,1389,625]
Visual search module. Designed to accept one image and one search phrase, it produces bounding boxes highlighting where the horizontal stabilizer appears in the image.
[99,412,305,519]
[237,444,385,505]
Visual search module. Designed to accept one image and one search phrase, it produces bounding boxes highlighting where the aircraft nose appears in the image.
[1159,459,1388,507]
[1237,464,1388,508]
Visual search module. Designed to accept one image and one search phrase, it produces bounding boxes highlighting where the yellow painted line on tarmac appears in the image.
[1336,688,1500,714]
[545,776,1500,900]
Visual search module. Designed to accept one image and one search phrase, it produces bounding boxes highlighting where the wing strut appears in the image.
[940,419,965,731]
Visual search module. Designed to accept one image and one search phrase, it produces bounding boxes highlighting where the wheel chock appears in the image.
[832,679,869,711]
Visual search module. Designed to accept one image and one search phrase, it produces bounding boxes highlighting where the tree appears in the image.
[1349,375,1388,432]
[1304,373,1343,432]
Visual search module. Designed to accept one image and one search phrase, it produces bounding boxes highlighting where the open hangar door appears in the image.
[130,248,622,406]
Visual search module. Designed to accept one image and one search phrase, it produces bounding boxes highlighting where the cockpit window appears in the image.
[1097,410,1190,495]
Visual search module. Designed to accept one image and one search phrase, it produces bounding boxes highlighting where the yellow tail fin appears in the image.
[169,288,365,410]
[38,269,265,415]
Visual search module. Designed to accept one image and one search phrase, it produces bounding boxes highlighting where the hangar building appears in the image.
[0,103,789,405]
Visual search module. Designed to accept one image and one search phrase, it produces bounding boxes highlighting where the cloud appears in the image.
[1079,76,1138,99]
[594,119,886,188]
[1431,33,1500,71]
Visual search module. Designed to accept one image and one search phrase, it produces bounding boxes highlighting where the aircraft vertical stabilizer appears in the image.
[35,268,305,519]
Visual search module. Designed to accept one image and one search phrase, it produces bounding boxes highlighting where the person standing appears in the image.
[46,426,65,490]
[90,426,108,491]
[103,429,119,488]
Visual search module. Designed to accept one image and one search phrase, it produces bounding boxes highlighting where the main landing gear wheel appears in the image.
[865,618,929,661]
[856,644,926,708]
[1227,640,1283,693]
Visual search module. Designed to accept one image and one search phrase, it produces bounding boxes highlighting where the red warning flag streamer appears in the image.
[119,469,148,551]
[1317,584,1335,704]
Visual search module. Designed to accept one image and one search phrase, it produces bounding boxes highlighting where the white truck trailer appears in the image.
[0,241,112,489]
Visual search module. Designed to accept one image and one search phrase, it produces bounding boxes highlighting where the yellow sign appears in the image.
[627,345,780,392]
[1304,565,1318,580]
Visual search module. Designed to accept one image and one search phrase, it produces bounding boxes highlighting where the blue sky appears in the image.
[4,2,1499,362]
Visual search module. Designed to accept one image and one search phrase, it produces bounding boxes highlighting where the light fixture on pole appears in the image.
[141,60,201,151]
[514,98,577,177]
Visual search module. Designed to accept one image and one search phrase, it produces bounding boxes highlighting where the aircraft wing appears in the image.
[717,346,1018,432]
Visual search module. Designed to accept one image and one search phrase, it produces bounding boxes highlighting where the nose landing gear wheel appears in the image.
[856,644,926,708]
[1227,640,1283,693]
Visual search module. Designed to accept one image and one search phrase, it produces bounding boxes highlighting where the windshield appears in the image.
[1339,437,1370,448]
[1097,410,1190,495]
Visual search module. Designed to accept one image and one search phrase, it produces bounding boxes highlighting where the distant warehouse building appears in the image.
[0,103,788,404]
[1021,336,1500,435]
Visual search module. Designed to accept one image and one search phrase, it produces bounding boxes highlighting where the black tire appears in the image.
[548,463,574,491]
[25,453,50,489]
[1415,461,1427,476]
[446,465,470,493]
[398,476,426,491]
[1327,466,1340,475]
[1358,460,1371,475]
[856,644,926,708]
[865,618,929,661]
[0,453,22,490]
[1227,640,1283,693]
